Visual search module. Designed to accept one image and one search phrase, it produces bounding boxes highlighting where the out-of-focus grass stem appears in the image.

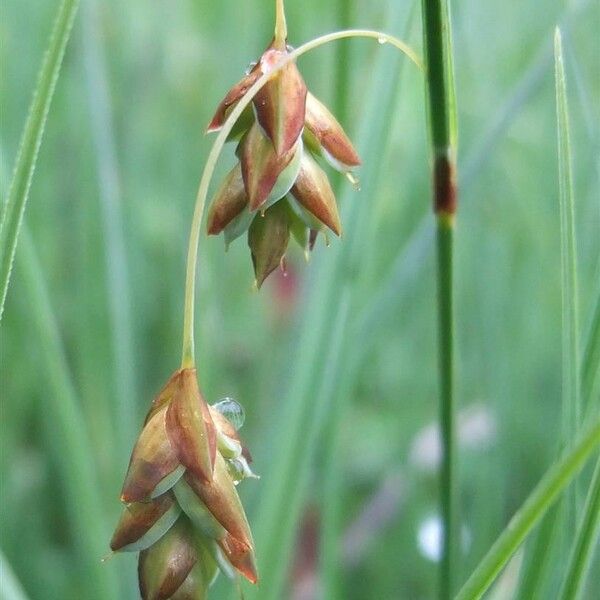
[455,418,600,600]
[318,5,420,597]
[581,277,600,413]
[558,455,600,600]
[243,9,421,599]
[332,0,352,124]
[18,229,119,600]
[81,0,137,453]
[0,548,30,600]
[555,26,581,459]
[317,2,353,597]
[517,25,593,598]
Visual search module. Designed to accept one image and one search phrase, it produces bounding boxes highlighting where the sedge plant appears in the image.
[3,1,600,599]
[108,1,423,597]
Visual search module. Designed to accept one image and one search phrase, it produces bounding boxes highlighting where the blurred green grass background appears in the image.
[1,0,599,598]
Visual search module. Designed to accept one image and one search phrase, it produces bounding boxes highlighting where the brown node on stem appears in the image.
[433,153,457,216]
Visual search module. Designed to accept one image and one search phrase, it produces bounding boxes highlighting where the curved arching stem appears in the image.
[180,30,422,368]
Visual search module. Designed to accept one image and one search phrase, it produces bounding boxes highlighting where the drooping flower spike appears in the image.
[111,0,422,596]
[206,35,361,287]
[111,369,258,598]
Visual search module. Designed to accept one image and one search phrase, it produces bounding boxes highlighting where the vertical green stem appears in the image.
[421,0,458,597]
[421,0,455,150]
[436,214,457,597]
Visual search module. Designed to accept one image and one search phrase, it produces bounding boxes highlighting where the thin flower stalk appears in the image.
[180,28,421,368]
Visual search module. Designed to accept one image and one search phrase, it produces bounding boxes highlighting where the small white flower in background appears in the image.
[416,515,472,563]
[417,515,443,562]
[409,404,497,472]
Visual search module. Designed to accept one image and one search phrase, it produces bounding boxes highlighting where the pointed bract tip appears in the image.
[206,164,247,235]
[248,201,290,287]
[253,49,307,157]
[120,404,180,504]
[291,153,341,236]
[241,123,301,212]
[166,369,217,484]
[183,456,254,552]
[305,92,361,169]
[206,69,261,136]
[206,120,222,134]
[219,534,259,584]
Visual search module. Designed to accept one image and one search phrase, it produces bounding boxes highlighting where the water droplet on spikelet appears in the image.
[346,172,361,191]
[213,398,245,430]
[377,36,387,45]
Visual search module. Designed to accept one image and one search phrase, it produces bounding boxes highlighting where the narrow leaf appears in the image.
[558,455,600,600]
[0,0,80,318]
[581,279,600,412]
[555,27,581,446]
[0,549,31,600]
[455,419,600,600]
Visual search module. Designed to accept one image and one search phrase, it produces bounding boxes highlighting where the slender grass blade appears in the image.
[0,0,80,318]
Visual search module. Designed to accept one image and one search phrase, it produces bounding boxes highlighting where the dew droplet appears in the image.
[346,172,361,191]
[212,398,246,430]
[377,36,387,45]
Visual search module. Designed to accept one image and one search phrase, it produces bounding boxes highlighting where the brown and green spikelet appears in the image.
[206,36,361,287]
[110,369,258,599]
